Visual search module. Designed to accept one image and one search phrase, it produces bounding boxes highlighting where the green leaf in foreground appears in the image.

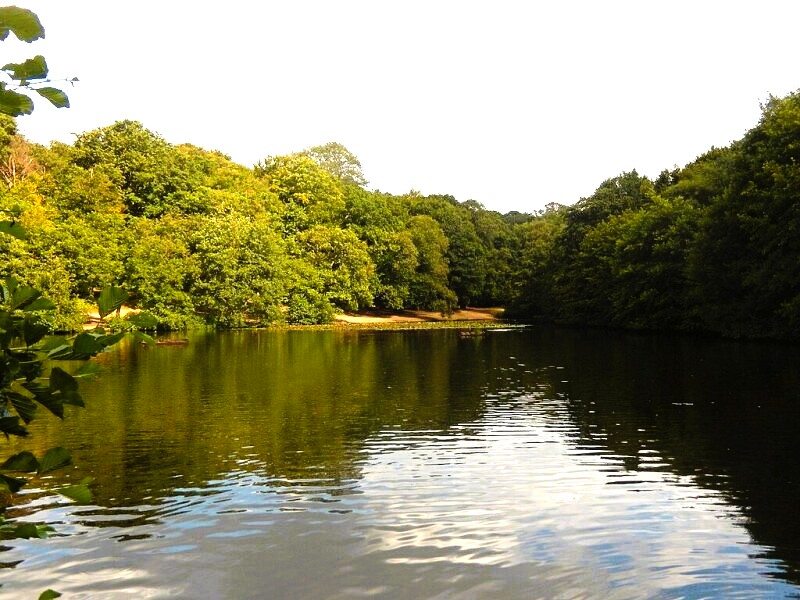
[0,6,45,42]
[40,335,68,353]
[3,521,53,539]
[39,590,62,600]
[0,311,13,347]
[0,473,26,493]
[1,451,38,472]
[74,361,103,378]
[95,331,125,348]
[7,392,37,424]
[2,275,18,296]
[57,479,93,504]
[23,315,50,346]
[37,447,71,474]
[25,382,65,418]
[24,297,56,312]
[0,219,26,239]
[9,284,41,310]
[0,416,28,437]
[134,331,155,345]
[69,332,103,358]
[2,54,48,81]
[45,344,72,360]
[0,85,33,116]
[35,86,69,109]
[97,285,128,319]
[49,366,78,393]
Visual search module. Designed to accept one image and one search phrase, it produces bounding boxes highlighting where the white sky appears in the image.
[8,1,800,214]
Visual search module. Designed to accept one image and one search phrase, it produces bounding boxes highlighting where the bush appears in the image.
[287,289,335,324]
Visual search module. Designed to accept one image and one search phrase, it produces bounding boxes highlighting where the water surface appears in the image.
[3,327,800,598]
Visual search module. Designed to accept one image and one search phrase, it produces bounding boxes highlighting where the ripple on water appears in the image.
[2,366,798,598]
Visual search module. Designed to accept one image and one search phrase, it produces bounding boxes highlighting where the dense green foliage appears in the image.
[1,119,522,328]
[510,91,800,339]
[1,88,799,338]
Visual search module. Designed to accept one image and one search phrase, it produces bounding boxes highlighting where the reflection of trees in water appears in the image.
[14,330,493,507]
[528,327,800,584]
[12,327,800,585]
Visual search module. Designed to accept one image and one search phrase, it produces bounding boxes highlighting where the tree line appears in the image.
[513,90,800,339]
[1,89,799,338]
[0,119,522,329]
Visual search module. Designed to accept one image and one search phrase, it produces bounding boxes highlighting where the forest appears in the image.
[1,90,799,339]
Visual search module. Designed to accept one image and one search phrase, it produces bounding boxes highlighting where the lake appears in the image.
[3,326,800,598]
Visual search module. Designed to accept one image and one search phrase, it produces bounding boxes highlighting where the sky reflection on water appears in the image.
[2,328,799,598]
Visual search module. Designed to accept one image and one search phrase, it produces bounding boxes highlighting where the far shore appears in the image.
[84,307,505,330]
[334,307,504,324]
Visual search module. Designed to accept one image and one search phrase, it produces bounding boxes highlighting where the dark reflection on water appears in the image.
[2,327,800,598]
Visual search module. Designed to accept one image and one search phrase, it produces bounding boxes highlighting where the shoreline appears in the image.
[333,307,504,324]
[85,307,508,331]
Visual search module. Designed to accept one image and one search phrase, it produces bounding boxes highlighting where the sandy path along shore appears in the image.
[334,307,503,324]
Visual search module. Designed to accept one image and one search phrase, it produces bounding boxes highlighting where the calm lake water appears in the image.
[3,326,800,598]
